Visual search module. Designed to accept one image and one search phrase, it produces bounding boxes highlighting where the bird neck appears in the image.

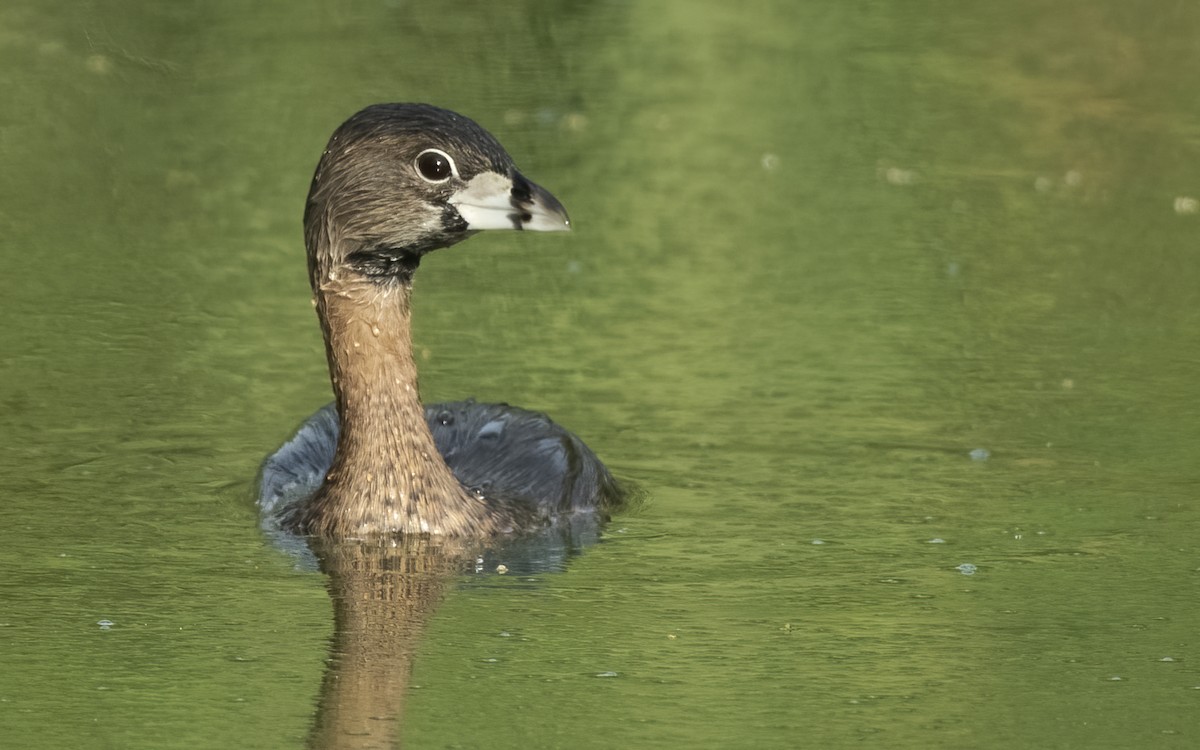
[298,271,503,537]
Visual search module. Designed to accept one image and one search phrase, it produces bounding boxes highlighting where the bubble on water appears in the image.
[884,167,918,185]
[86,55,112,75]
[927,538,946,544]
[955,563,977,576]
[563,113,588,132]
[97,619,114,630]
[1173,196,1199,215]
[595,671,619,678]
[969,448,991,461]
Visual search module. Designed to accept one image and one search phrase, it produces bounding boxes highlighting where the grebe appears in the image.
[259,104,621,538]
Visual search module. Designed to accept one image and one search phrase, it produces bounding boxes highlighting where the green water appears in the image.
[3,1,1199,747]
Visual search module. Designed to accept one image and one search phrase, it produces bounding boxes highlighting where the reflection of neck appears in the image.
[294,272,506,536]
[307,538,467,750]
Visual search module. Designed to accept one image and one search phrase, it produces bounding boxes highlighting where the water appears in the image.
[2,1,1199,747]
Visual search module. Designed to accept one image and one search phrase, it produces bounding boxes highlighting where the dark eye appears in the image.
[415,149,456,183]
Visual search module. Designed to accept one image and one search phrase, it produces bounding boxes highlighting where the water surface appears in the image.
[2,1,1199,748]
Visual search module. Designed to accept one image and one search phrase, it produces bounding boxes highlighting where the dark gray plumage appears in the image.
[259,401,621,527]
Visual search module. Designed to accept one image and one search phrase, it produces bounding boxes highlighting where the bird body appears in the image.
[259,104,621,538]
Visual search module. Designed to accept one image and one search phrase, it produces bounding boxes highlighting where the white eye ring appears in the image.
[414,148,459,183]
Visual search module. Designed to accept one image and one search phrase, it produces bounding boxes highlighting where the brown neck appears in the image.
[294,271,505,537]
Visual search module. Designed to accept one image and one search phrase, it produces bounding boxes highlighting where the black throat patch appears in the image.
[345,246,421,281]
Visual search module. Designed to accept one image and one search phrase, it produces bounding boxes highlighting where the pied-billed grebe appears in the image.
[258,104,622,538]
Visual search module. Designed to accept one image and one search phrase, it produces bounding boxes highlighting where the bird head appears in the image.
[304,103,570,287]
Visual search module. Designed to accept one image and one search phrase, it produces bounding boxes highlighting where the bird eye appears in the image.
[415,149,456,183]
